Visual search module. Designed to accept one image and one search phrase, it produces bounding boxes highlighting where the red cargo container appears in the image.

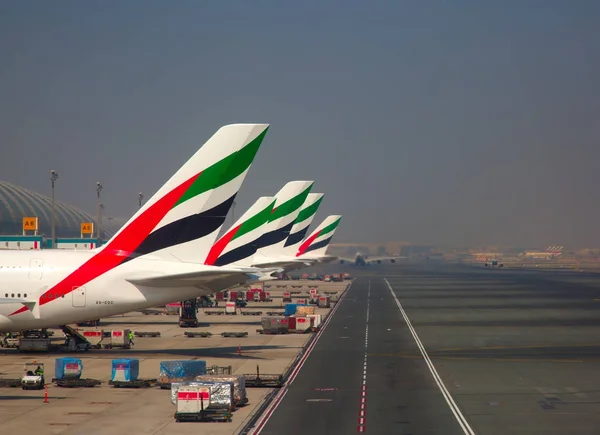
[288,317,297,330]
[216,291,226,301]
[246,290,255,301]
[229,291,238,301]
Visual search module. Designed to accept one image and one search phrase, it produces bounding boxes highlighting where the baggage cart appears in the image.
[53,378,101,388]
[244,365,283,388]
[109,378,156,388]
[185,331,213,338]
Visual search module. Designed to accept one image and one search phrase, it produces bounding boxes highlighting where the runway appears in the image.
[257,262,600,435]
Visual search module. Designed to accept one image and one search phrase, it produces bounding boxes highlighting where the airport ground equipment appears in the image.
[184,331,213,338]
[134,331,161,338]
[179,299,199,328]
[0,377,21,387]
[52,357,101,387]
[174,384,233,422]
[207,365,232,375]
[108,358,157,388]
[241,311,262,316]
[54,378,102,388]
[21,362,45,390]
[1,332,19,348]
[221,332,248,338]
[244,365,283,388]
[157,360,208,389]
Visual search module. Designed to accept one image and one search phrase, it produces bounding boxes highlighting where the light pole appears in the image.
[50,170,59,248]
[138,192,143,209]
[96,182,103,240]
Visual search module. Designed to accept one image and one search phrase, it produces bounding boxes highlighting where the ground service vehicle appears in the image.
[179,299,199,328]
[22,362,44,390]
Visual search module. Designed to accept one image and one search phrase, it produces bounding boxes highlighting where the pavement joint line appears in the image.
[357,279,371,432]
[385,277,477,435]
[247,281,353,435]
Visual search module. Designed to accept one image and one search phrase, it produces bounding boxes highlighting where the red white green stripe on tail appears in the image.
[204,196,276,267]
[296,215,342,258]
[253,181,314,259]
[281,193,324,257]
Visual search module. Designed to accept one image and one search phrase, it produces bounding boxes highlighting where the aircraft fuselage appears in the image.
[0,250,212,332]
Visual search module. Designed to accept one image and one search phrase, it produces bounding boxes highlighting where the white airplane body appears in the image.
[0,123,271,332]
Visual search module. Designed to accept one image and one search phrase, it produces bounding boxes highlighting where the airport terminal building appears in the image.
[0,180,124,249]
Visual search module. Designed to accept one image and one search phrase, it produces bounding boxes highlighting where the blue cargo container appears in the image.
[111,358,140,382]
[55,358,83,380]
[159,360,207,380]
[284,303,306,316]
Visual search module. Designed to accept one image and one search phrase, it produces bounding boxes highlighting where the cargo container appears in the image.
[165,303,180,315]
[225,301,236,314]
[158,360,207,386]
[194,374,247,406]
[318,296,331,308]
[260,316,289,332]
[216,291,226,301]
[55,358,83,380]
[111,358,140,382]
[282,292,292,303]
[284,303,305,316]
[171,381,234,408]
[229,291,238,301]
[176,384,212,413]
[307,314,322,327]
[82,330,104,347]
[296,305,315,316]
[295,316,313,330]
[296,299,306,305]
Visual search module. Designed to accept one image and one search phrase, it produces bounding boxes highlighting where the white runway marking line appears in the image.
[358,280,370,433]
[384,278,476,435]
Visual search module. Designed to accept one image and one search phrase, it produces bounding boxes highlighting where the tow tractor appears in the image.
[179,299,199,328]
[1,333,20,348]
[21,362,45,390]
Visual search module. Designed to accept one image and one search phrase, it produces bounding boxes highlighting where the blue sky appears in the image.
[1,1,599,247]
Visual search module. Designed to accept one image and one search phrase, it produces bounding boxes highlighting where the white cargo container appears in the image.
[110,329,131,348]
[307,314,322,327]
[176,384,211,414]
[225,302,236,314]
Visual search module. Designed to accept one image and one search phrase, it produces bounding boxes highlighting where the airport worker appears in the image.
[35,365,44,376]
[128,330,134,346]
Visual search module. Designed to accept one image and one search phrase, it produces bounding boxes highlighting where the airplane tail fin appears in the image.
[296,215,342,258]
[204,196,276,267]
[254,181,313,258]
[95,123,269,263]
[280,193,324,257]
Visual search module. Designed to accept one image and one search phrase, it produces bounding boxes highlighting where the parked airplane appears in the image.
[0,123,271,332]
[206,189,341,274]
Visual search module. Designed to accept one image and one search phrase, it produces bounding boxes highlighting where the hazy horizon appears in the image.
[1,1,599,248]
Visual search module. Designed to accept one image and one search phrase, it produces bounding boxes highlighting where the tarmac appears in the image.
[0,280,348,435]
[256,261,600,435]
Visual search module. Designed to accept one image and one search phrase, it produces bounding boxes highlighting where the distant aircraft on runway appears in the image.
[484,258,504,268]
[339,252,405,266]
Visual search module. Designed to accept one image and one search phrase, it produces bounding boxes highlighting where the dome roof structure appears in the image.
[0,180,125,239]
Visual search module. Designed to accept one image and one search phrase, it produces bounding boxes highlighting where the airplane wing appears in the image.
[126,267,261,288]
[0,298,40,319]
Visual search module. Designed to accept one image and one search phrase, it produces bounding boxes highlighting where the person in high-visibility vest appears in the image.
[128,330,134,346]
[35,365,44,377]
